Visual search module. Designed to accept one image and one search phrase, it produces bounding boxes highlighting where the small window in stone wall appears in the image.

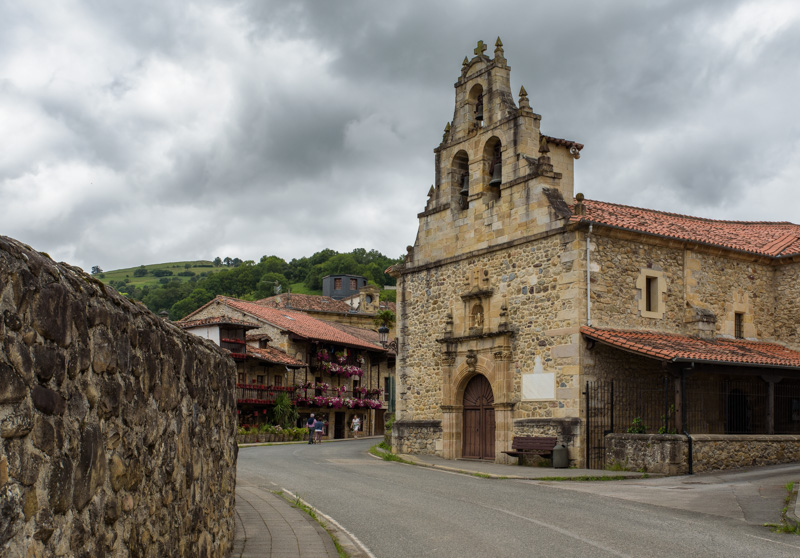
[735,313,744,339]
[636,269,666,319]
[350,278,357,290]
[274,375,282,387]
[257,375,264,385]
[334,278,342,290]
[238,373,245,384]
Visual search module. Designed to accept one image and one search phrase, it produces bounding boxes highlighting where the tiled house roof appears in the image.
[571,199,800,257]
[246,346,305,367]
[326,321,396,356]
[176,316,261,329]
[255,293,352,313]
[196,296,385,352]
[581,327,800,370]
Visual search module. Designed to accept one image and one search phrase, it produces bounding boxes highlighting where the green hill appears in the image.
[97,261,225,290]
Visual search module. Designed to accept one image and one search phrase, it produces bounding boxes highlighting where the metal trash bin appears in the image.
[552,443,568,468]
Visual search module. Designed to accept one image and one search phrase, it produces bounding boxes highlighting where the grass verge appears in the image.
[368,444,415,464]
[765,481,800,535]
[275,491,349,557]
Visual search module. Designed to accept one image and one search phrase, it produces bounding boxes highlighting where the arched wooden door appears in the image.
[462,375,495,460]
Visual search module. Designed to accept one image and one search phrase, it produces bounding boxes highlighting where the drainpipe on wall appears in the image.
[682,365,694,475]
[586,224,592,327]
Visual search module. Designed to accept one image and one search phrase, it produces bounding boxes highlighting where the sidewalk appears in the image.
[397,452,648,479]
[232,485,339,558]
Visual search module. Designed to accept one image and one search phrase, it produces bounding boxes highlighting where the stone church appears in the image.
[389,39,800,471]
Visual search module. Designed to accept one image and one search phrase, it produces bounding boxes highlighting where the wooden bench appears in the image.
[502,436,558,463]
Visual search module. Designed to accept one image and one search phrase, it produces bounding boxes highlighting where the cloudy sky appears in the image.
[2,1,799,272]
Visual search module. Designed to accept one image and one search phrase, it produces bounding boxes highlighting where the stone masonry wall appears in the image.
[691,434,800,473]
[606,434,800,474]
[773,262,800,350]
[589,233,790,342]
[0,237,238,557]
[605,434,688,475]
[399,230,583,424]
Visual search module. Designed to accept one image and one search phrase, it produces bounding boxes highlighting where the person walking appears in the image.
[314,416,324,444]
[351,415,361,439]
[306,414,316,444]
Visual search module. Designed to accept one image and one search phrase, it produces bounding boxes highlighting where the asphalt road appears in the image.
[236,440,800,558]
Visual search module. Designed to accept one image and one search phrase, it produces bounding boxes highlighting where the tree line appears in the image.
[113,248,403,320]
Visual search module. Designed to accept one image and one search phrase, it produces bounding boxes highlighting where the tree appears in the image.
[271,392,298,429]
[223,257,233,267]
[213,257,222,267]
[133,265,148,277]
[373,310,396,329]
[254,273,290,299]
[91,265,103,275]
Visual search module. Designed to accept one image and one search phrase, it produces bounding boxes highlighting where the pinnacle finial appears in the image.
[444,122,451,132]
[519,86,528,97]
[495,37,503,47]
[462,56,469,67]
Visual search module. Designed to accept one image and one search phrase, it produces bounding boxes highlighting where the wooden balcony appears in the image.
[236,385,383,409]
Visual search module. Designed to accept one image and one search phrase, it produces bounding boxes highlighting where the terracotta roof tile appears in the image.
[571,199,800,257]
[246,346,305,367]
[217,297,384,352]
[581,326,800,369]
[175,316,261,329]
[325,321,396,356]
[542,135,584,151]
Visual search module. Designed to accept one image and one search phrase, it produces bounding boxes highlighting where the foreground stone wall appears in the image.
[0,237,238,557]
[606,433,800,475]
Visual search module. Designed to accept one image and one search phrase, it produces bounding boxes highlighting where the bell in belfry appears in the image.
[489,162,502,187]
[475,93,484,121]
[459,174,469,197]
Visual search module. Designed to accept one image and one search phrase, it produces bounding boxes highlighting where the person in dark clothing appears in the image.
[306,414,316,444]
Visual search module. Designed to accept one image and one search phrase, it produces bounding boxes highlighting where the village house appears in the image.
[178,296,393,439]
[388,38,800,472]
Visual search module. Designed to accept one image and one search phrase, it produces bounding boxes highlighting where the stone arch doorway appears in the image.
[462,374,495,460]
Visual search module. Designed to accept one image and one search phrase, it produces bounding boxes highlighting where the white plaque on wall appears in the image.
[522,372,555,400]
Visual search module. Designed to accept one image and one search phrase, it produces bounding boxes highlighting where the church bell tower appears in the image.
[410,38,583,267]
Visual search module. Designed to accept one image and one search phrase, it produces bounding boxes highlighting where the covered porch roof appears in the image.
[581,326,800,371]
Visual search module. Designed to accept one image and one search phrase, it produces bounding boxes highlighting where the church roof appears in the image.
[581,326,800,370]
[571,199,800,258]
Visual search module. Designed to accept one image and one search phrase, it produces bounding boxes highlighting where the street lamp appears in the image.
[378,325,389,347]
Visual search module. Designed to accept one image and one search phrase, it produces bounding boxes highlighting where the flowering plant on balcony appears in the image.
[337,385,348,394]
[367,388,383,396]
[317,349,331,362]
[314,382,331,391]
[335,348,348,364]
[356,355,365,366]
[353,386,368,396]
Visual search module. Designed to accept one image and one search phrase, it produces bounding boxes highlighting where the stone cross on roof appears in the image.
[474,40,487,56]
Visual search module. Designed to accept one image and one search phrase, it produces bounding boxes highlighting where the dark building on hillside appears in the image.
[322,274,368,300]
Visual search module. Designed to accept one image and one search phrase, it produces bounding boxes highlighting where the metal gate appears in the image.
[583,377,670,469]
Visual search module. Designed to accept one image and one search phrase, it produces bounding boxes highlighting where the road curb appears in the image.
[785,482,800,528]
[280,489,376,558]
